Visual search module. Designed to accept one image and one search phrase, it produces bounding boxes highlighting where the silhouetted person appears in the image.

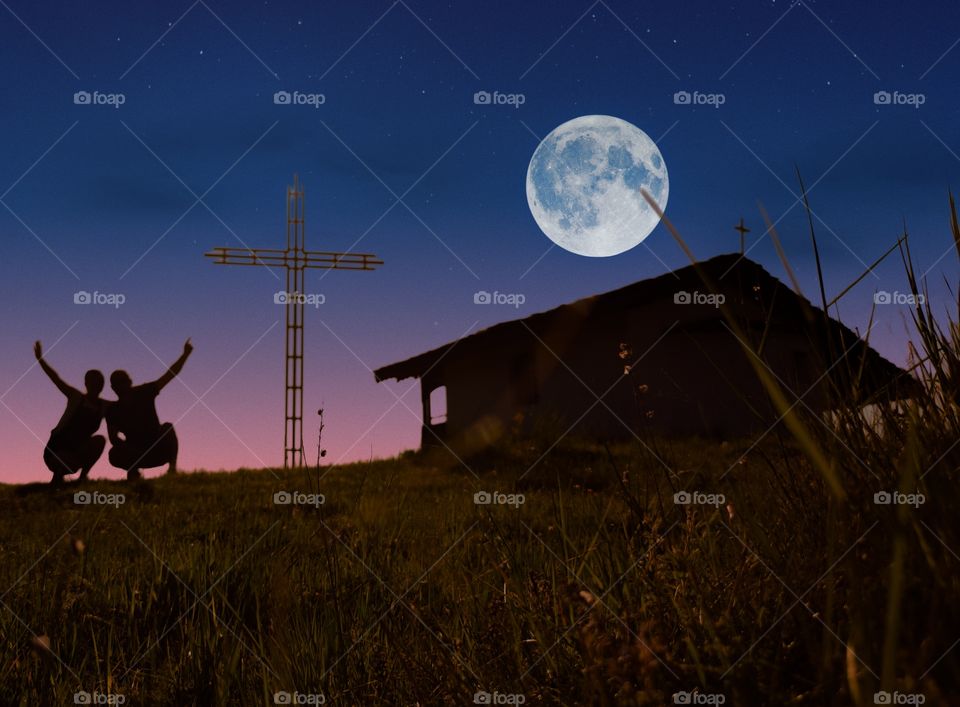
[107,339,193,480]
[34,341,106,485]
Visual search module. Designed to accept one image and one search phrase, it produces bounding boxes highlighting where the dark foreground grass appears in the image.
[0,430,956,706]
[5,197,960,706]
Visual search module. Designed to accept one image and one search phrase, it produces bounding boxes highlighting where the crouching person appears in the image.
[34,341,106,484]
[106,339,192,480]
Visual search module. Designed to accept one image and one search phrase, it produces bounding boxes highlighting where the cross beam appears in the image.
[206,248,383,270]
[204,175,383,468]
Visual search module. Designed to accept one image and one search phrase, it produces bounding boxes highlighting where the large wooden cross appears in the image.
[734,217,751,254]
[205,175,383,467]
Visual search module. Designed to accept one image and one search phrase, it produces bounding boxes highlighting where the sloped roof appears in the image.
[373,253,913,400]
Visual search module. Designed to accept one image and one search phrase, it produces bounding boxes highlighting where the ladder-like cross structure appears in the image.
[205,175,383,467]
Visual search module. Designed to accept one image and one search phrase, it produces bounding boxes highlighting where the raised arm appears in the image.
[153,339,194,391]
[34,341,76,397]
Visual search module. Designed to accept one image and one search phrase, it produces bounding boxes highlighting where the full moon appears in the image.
[526,115,669,257]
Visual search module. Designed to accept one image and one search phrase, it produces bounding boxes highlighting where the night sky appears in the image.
[2,0,959,482]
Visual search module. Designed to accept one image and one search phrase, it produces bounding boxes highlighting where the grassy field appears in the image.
[5,201,960,706]
[0,428,956,706]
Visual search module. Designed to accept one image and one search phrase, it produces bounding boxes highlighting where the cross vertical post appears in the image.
[204,175,384,468]
[734,217,750,255]
[285,175,306,467]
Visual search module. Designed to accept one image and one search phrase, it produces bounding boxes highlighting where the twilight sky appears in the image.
[2,0,959,482]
